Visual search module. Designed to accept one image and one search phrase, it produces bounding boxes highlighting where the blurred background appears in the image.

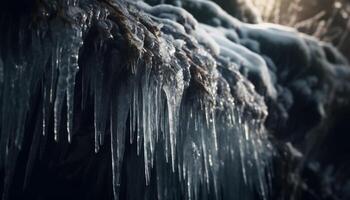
[213,0,350,60]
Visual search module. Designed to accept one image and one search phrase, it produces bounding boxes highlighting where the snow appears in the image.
[0,0,349,200]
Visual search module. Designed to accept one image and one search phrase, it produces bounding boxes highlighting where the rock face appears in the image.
[0,0,349,200]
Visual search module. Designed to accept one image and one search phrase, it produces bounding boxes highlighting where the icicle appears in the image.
[53,46,65,142]
[92,50,109,153]
[50,42,59,103]
[66,28,82,143]
[14,63,31,149]
[131,65,143,157]
[94,83,102,153]
[110,109,119,200]
[142,62,152,185]
[0,1,285,199]
[42,82,47,136]
[162,66,185,171]
[110,81,130,200]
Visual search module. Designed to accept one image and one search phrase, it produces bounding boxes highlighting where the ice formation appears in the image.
[0,0,349,200]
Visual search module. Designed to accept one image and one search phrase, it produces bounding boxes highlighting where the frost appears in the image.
[0,0,349,200]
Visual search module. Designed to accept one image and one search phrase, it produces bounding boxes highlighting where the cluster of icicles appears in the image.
[0,0,275,199]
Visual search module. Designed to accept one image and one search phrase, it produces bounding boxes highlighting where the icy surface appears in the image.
[0,0,349,200]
